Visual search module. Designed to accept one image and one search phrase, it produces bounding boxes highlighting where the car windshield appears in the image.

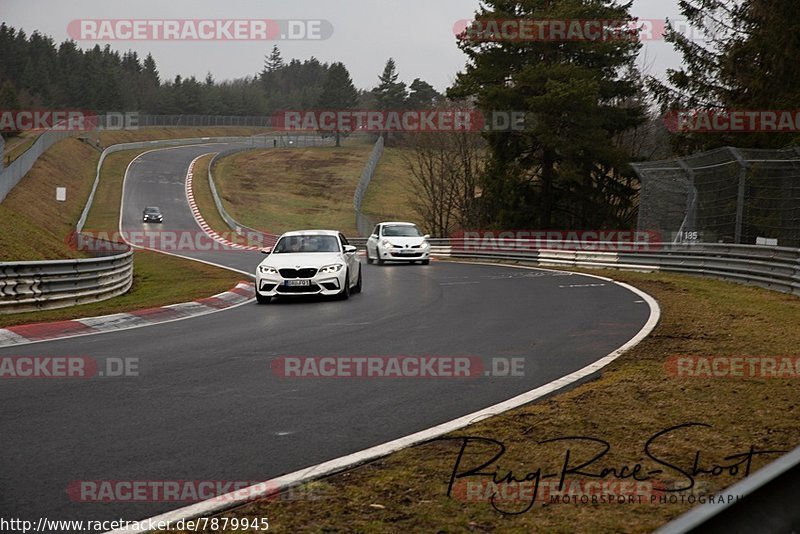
[272,235,340,253]
[383,225,421,237]
[144,207,161,214]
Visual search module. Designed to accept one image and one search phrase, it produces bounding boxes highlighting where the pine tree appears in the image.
[317,62,358,146]
[372,58,408,110]
[450,0,646,229]
[406,78,440,109]
[649,0,800,151]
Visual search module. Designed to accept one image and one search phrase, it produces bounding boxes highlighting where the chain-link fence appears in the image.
[634,146,800,247]
[353,136,385,236]
[133,114,273,128]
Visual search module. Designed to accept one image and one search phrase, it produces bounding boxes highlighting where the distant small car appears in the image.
[366,222,430,264]
[142,206,163,223]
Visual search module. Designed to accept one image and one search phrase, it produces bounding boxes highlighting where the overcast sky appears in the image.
[2,0,684,92]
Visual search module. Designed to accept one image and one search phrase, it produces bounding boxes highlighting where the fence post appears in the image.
[728,147,748,244]
[676,158,697,242]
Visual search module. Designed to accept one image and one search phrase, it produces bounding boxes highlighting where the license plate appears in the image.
[397,250,415,255]
[286,280,310,287]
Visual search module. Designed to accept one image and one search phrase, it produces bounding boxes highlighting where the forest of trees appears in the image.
[3,0,799,234]
[0,25,439,117]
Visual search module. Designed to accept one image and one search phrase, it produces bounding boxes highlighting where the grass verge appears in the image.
[213,145,374,235]
[2,130,40,164]
[0,138,99,261]
[360,146,424,228]
[208,144,422,237]
[170,266,800,533]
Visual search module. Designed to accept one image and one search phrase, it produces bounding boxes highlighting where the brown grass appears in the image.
[360,146,425,229]
[0,138,99,261]
[213,146,374,235]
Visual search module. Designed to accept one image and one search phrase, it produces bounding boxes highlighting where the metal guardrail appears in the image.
[655,443,800,534]
[0,236,133,314]
[207,147,279,249]
[421,239,800,296]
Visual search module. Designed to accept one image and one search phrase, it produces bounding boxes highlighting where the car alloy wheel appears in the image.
[338,270,351,300]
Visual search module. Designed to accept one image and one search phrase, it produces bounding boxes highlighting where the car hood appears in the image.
[259,252,343,269]
[381,236,427,246]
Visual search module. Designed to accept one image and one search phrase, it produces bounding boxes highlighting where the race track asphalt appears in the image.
[0,143,653,528]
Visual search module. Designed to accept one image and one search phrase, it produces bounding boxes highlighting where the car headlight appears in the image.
[381,240,393,248]
[319,264,344,273]
[259,265,278,275]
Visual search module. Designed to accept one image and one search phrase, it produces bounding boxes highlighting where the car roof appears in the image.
[279,229,341,237]
[380,222,416,226]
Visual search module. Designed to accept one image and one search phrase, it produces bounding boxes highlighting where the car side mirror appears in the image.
[260,247,272,254]
[423,234,430,239]
[344,245,357,254]
[370,234,378,239]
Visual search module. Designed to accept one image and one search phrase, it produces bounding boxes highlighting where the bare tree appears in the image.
[403,129,485,236]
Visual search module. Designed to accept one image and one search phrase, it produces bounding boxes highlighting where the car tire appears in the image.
[256,292,271,304]
[353,267,362,293]
[421,259,430,265]
[376,253,384,265]
[366,248,374,264]
[338,270,351,300]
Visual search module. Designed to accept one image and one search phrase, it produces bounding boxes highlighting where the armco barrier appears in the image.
[425,238,800,296]
[0,237,133,314]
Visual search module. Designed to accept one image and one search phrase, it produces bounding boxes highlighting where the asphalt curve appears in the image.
[0,143,653,528]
